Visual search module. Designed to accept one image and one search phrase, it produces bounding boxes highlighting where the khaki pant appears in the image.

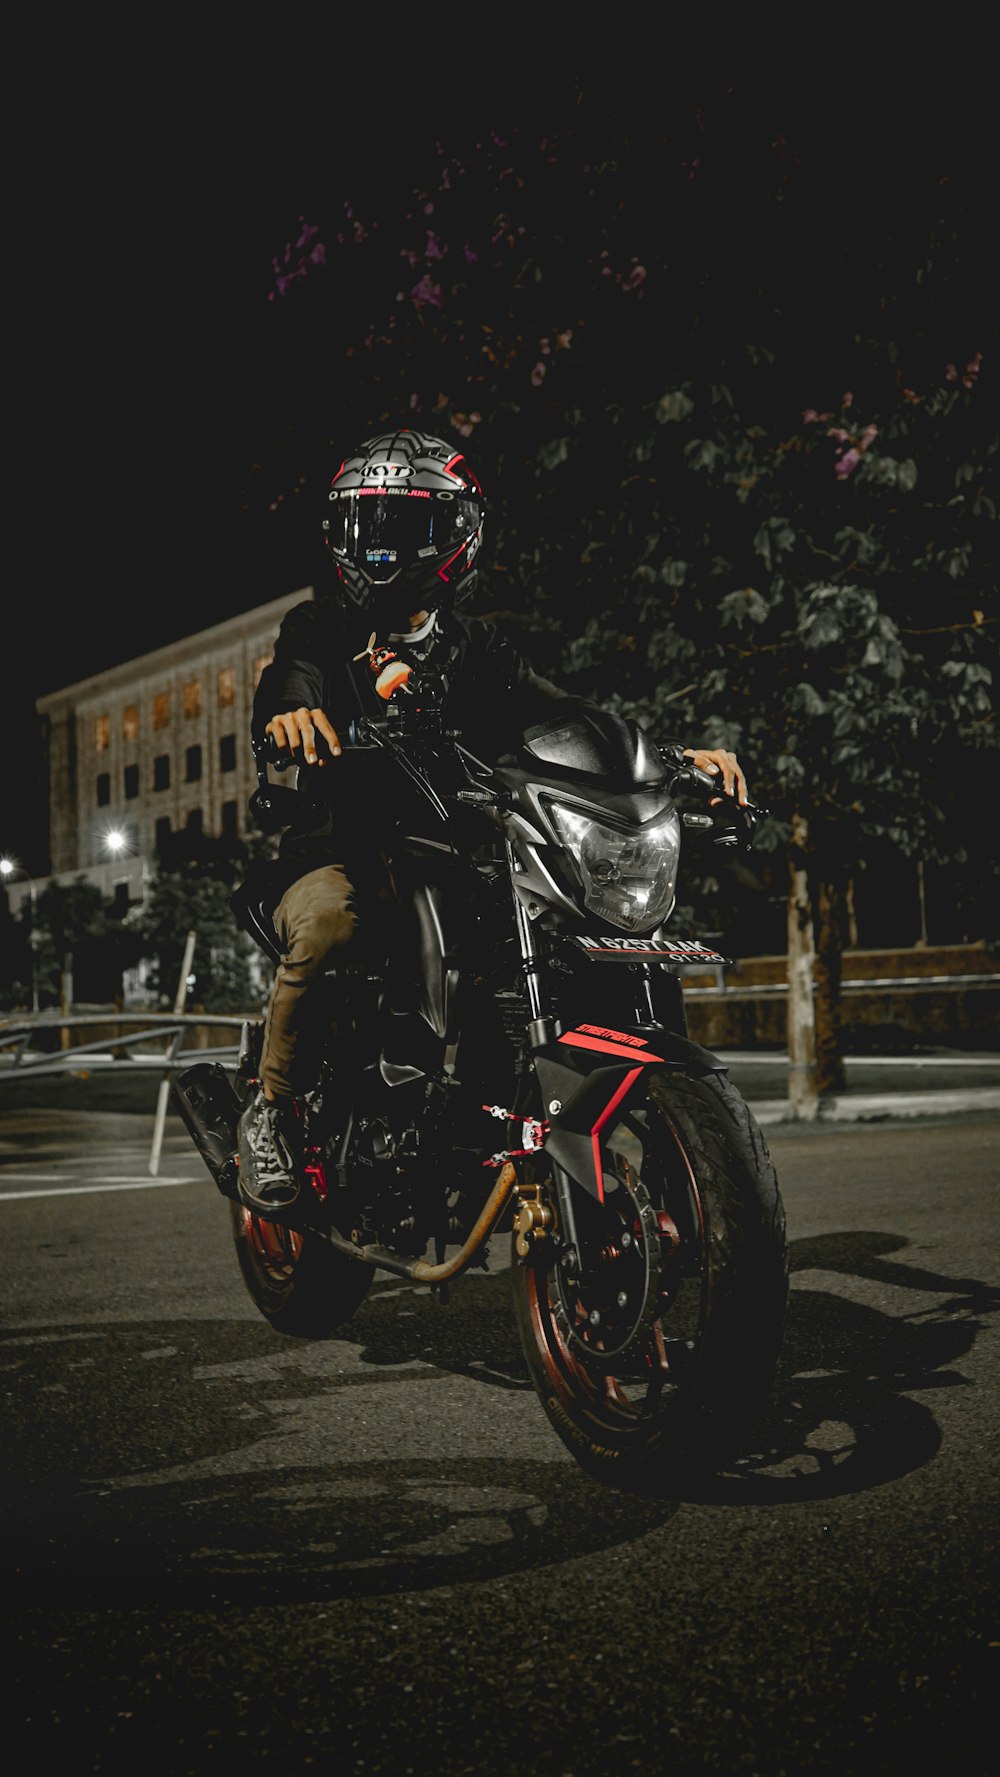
[260,862,380,1098]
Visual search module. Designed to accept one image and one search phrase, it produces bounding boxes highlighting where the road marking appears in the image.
[0,1173,65,1181]
[0,1177,195,1201]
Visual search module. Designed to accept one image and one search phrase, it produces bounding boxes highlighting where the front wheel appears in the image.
[512,1068,788,1486]
[231,1203,374,1337]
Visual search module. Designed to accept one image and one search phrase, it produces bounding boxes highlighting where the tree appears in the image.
[216,84,996,1098]
[552,366,997,1099]
[27,877,139,1009]
[0,887,33,1010]
[132,867,261,1014]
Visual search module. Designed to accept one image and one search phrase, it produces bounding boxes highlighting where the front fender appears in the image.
[533,1022,726,1203]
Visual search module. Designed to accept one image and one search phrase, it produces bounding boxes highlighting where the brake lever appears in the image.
[669,766,767,855]
[671,763,767,818]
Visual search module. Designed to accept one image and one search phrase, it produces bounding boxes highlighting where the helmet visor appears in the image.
[326,488,481,584]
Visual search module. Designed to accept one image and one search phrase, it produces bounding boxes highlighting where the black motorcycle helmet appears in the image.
[321,428,485,632]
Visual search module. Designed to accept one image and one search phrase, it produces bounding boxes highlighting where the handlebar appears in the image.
[656,746,767,855]
[252,711,766,851]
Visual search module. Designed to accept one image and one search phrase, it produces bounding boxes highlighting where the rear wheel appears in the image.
[228,1020,375,1337]
[512,1068,788,1485]
[231,1201,373,1338]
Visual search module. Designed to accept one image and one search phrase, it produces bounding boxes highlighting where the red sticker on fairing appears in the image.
[578,1024,650,1046]
[591,1067,644,1201]
[559,1029,666,1063]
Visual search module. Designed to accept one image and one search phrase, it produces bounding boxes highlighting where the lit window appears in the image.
[184,680,202,718]
[253,652,272,685]
[153,691,171,730]
[95,715,110,752]
[218,667,235,706]
[123,705,139,742]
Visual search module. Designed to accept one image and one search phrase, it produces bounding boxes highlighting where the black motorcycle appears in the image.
[173,658,788,1487]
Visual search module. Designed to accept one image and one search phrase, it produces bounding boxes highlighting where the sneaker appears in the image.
[237,1090,303,1212]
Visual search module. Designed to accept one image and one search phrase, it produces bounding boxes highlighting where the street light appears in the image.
[104,828,129,856]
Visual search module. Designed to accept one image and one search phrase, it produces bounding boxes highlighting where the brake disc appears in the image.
[550,1167,662,1371]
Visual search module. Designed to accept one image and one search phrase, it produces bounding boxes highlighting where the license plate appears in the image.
[570,935,731,964]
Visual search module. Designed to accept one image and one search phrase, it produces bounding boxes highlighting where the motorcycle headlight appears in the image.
[546,802,681,933]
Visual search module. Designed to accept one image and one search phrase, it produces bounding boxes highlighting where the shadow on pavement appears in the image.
[4,1227,999,1605]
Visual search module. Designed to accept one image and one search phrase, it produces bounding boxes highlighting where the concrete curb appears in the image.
[748,1088,1000,1127]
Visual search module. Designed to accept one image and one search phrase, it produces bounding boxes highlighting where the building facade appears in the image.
[11,588,314,914]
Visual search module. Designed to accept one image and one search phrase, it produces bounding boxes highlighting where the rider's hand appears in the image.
[684,748,747,806]
[265,707,342,765]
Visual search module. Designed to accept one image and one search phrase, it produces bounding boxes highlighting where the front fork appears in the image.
[503,839,723,1269]
[505,839,587,1268]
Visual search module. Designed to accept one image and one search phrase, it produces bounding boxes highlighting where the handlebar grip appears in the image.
[255,727,345,771]
[255,737,298,773]
[673,763,724,796]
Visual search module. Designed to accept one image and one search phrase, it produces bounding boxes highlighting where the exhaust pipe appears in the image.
[172,1063,242,1201]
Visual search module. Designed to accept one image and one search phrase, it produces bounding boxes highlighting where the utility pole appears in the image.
[60,950,73,1049]
[148,930,197,1177]
[29,880,39,1013]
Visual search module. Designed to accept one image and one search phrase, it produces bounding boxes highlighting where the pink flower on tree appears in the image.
[267,218,327,300]
[409,274,443,308]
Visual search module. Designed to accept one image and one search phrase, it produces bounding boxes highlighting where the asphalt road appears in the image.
[3,1097,999,1776]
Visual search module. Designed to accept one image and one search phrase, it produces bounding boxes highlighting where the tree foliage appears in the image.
[131,842,264,1014]
[560,368,996,894]
[22,878,141,1008]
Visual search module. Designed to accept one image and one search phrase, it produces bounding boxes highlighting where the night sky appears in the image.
[5,55,994,870]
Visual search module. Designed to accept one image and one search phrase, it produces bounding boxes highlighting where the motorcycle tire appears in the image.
[512,1067,788,1487]
[230,1202,374,1338]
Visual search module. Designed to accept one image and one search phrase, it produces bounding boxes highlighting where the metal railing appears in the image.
[0,1011,246,1077]
[0,1011,251,1177]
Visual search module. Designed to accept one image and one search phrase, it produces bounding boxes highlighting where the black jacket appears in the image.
[251,596,576,873]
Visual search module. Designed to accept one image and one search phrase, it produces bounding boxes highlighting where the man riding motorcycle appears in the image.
[237,427,747,1214]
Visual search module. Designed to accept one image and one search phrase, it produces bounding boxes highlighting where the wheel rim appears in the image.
[241,1205,305,1282]
[526,1104,708,1432]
